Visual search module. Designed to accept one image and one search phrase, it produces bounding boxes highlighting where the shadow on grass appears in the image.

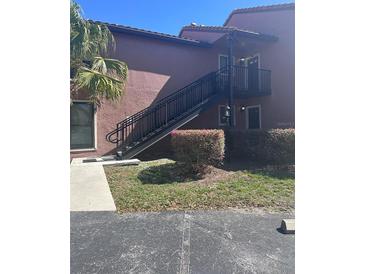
[250,169,295,179]
[137,162,201,185]
[138,159,294,185]
[222,158,295,179]
[222,159,267,172]
[249,165,295,179]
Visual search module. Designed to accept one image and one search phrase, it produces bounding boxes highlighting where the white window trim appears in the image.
[218,54,235,71]
[70,100,98,152]
[245,104,262,130]
[244,53,261,91]
[219,54,228,70]
[218,104,236,127]
[244,53,261,69]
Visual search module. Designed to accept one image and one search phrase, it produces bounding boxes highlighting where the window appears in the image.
[218,55,235,71]
[243,54,260,68]
[219,55,228,70]
[218,105,235,126]
[70,102,95,149]
[246,105,261,129]
[244,54,261,91]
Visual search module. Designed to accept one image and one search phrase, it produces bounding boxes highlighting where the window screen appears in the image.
[70,102,95,149]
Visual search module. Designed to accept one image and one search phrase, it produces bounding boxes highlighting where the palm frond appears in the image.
[91,57,128,80]
[70,0,127,104]
[70,1,114,61]
[74,63,127,104]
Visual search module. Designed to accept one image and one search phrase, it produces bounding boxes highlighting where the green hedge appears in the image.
[171,129,225,173]
[227,128,295,164]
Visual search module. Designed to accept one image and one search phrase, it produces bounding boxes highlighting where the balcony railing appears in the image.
[232,65,271,94]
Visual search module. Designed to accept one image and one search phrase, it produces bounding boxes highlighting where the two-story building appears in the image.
[71,3,295,160]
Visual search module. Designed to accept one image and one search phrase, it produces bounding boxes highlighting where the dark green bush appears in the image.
[171,129,225,174]
[227,129,295,164]
[262,129,295,164]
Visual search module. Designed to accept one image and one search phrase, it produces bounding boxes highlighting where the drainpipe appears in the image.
[227,31,234,127]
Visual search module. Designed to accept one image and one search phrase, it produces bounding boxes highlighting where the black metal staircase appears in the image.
[106,65,271,159]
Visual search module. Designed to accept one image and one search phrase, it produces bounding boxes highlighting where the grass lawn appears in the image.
[104,159,294,213]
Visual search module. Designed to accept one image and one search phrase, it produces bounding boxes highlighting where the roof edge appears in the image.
[223,3,295,26]
[179,26,278,42]
[90,20,212,48]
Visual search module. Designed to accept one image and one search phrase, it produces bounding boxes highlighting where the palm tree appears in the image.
[70,0,128,105]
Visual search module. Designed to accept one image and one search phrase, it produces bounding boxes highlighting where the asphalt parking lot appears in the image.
[71,210,294,274]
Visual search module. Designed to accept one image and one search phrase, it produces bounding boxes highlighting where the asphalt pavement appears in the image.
[71,210,294,274]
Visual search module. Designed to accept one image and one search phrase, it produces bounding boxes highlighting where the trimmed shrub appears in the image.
[227,128,295,164]
[171,129,225,174]
[262,129,295,164]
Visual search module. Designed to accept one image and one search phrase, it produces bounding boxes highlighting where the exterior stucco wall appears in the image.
[182,97,274,131]
[225,8,295,129]
[71,33,229,158]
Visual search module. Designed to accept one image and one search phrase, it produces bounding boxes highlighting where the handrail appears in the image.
[106,65,271,152]
[152,70,218,105]
[106,67,227,143]
[121,68,223,124]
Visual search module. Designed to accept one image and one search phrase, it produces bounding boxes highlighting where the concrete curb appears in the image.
[280,219,295,234]
[71,157,140,167]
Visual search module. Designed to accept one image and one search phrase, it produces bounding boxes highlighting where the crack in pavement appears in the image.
[179,212,191,274]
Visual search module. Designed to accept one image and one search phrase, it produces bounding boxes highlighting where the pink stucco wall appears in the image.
[176,7,295,131]
[71,33,230,158]
[224,7,295,129]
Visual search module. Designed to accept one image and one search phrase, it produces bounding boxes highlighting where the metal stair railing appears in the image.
[106,67,228,152]
[106,65,271,154]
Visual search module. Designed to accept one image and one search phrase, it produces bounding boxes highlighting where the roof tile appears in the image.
[89,20,211,47]
[224,3,295,25]
[179,25,277,41]
[231,3,294,14]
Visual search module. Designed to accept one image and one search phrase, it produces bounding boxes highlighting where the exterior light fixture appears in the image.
[239,58,246,66]
[241,106,245,111]
[225,105,231,118]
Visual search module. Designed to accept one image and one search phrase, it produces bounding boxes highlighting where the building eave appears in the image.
[90,20,212,48]
[223,3,295,26]
[179,26,278,42]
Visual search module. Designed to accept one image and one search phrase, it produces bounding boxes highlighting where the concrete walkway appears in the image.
[70,158,116,212]
[71,210,295,273]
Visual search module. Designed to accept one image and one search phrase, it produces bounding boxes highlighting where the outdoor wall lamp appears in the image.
[225,105,231,117]
[241,106,246,111]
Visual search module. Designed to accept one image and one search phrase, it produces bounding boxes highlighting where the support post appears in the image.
[228,32,234,127]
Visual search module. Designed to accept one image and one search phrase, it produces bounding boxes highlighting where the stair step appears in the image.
[112,91,224,160]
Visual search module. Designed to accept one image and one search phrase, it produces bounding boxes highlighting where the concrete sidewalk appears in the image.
[70,159,116,212]
[71,210,295,273]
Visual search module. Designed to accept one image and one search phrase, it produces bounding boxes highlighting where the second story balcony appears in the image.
[217,65,272,98]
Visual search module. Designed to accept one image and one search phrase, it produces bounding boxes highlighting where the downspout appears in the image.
[227,31,234,127]
[224,31,235,163]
